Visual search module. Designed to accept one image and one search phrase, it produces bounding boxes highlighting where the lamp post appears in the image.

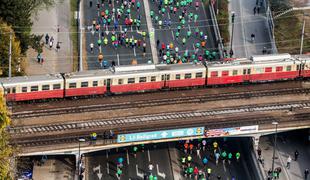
[271,121,278,179]
[300,13,309,55]
[230,12,235,58]
[78,137,86,178]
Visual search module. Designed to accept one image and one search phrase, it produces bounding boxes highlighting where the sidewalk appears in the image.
[26,0,73,75]
[228,0,273,58]
[259,133,310,180]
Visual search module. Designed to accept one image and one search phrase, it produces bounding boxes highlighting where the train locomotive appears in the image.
[1,54,310,102]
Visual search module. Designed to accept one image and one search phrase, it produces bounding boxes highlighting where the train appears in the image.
[1,53,310,102]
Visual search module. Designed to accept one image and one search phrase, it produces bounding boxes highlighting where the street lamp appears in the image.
[271,121,278,179]
[78,137,86,177]
[300,13,309,55]
[230,12,235,58]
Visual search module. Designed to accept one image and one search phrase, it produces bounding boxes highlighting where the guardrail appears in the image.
[209,2,224,59]
[265,0,278,54]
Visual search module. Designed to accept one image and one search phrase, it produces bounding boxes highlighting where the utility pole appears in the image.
[300,13,309,55]
[230,12,235,58]
[9,32,12,78]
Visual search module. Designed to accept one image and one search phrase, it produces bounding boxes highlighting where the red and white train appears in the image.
[1,53,309,101]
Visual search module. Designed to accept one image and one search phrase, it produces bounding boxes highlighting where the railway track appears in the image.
[11,87,310,119]
[12,110,310,147]
[10,100,310,136]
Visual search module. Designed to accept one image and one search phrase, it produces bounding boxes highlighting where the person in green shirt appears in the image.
[236,152,240,161]
[228,152,233,164]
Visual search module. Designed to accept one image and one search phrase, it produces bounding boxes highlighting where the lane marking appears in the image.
[107,162,110,174]
[106,151,109,159]
[136,164,144,178]
[147,150,151,162]
[126,149,130,165]
[171,31,175,40]
[188,24,191,31]
[132,35,136,57]
[156,164,166,179]
[117,54,120,65]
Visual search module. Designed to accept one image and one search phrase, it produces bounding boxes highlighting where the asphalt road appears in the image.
[149,0,217,63]
[83,0,152,69]
[83,0,218,69]
[87,143,173,180]
[86,138,255,180]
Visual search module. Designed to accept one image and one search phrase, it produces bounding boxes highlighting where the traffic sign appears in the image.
[117,127,204,143]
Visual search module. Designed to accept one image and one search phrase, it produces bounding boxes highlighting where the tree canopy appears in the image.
[0,95,13,179]
[0,19,25,77]
[0,0,56,54]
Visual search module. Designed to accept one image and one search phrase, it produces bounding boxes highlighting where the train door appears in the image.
[105,79,111,92]
[162,74,170,88]
[243,68,251,82]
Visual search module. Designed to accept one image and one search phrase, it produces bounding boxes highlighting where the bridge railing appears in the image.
[209,1,224,59]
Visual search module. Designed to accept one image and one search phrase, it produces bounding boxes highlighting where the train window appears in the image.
[211,71,218,77]
[42,85,50,91]
[243,69,247,75]
[69,83,76,88]
[93,81,98,87]
[166,75,170,80]
[7,88,11,94]
[297,65,300,71]
[31,86,38,92]
[196,72,203,78]
[12,87,16,93]
[139,77,147,82]
[286,66,291,71]
[53,84,61,90]
[233,70,238,76]
[104,80,106,86]
[161,75,165,81]
[276,66,283,72]
[185,73,192,79]
[247,69,251,74]
[128,78,135,84]
[176,74,181,80]
[222,71,229,77]
[265,67,272,73]
[118,79,123,85]
[151,76,156,82]
[22,87,27,92]
[81,82,88,87]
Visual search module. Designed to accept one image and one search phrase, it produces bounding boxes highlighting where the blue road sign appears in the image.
[117,127,204,143]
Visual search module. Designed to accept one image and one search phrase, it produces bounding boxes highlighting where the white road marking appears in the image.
[156,164,166,179]
[147,150,151,162]
[132,35,136,57]
[120,25,122,32]
[188,24,191,31]
[223,162,226,172]
[117,54,120,65]
[171,31,175,40]
[106,151,108,159]
[93,165,103,180]
[126,149,130,165]
[136,164,144,178]
[107,162,110,174]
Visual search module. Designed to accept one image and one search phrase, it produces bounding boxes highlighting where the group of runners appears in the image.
[179,138,241,180]
[89,0,150,64]
[149,0,219,64]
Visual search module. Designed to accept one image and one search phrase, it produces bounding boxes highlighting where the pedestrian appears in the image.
[202,139,206,151]
[294,150,299,161]
[45,34,49,44]
[235,152,240,161]
[181,157,186,169]
[49,40,53,49]
[37,53,42,63]
[305,169,309,180]
[90,43,94,53]
[148,163,154,173]
[187,155,192,166]
[56,42,60,52]
[257,6,260,14]
[202,157,208,166]
[196,148,201,158]
[228,152,232,164]
[286,155,292,169]
[276,167,281,179]
[253,6,256,15]
[207,168,211,178]
[57,25,60,32]
[257,147,262,159]
[217,175,221,180]
[89,0,92,7]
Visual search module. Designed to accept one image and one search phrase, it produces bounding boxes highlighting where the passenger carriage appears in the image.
[206,54,301,85]
[0,74,64,101]
[64,70,112,97]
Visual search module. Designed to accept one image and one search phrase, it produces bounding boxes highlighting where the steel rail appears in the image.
[11,87,310,119]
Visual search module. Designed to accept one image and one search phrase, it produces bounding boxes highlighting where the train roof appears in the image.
[207,54,300,70]
[65,63,206,81]
[0,74,63,87]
